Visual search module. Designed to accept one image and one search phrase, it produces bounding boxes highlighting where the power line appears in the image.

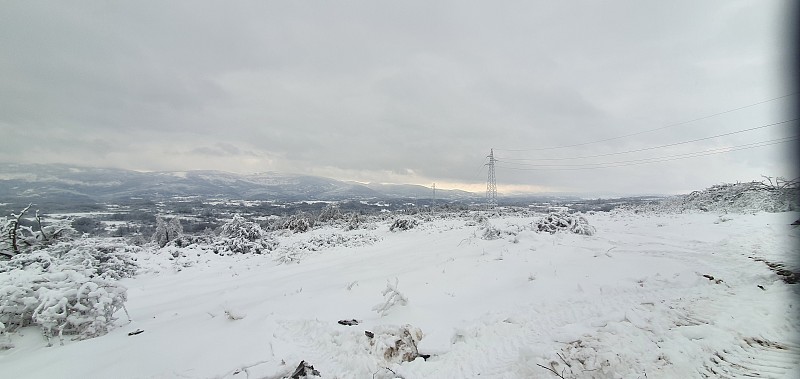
[498,118,796,162]
[499,136,796,168]
[496,136,796,171]
[495,92,797,152]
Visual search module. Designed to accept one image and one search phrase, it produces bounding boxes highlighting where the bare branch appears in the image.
[537,363,568,378]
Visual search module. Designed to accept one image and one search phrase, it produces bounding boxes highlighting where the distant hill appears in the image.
[360,182,476,200]
[0,163,479,205]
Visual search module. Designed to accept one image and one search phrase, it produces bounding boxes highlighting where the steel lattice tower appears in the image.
[486,149,497,208]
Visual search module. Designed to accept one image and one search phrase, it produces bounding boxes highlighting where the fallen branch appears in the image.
[537,363,569,378]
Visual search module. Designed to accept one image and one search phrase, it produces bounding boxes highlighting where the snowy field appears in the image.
[2,210,799,378]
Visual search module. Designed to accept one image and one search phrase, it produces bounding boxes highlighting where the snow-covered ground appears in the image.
[2,211,799,378]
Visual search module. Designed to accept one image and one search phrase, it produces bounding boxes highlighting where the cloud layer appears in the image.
[0,1,795,195]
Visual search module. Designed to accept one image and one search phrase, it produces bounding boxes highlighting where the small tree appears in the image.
[317,203,342,224]
[1,205,75,259]
[372,278,408,316]
[152,216,183,248]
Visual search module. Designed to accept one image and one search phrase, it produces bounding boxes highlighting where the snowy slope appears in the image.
[1,211,799,378]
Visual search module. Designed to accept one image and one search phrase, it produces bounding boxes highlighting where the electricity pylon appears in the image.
[486,149,497,209]
[432,183,436,214]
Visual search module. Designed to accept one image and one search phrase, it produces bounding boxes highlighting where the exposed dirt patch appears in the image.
[749,256,800,284]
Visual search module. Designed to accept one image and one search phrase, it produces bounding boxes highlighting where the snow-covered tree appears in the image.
[152,216,183,248]
[372,278,408,316]
[1,206,76,259]
[317,203,342,224]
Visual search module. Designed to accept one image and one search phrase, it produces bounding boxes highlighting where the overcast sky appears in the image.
[0,1,796,195]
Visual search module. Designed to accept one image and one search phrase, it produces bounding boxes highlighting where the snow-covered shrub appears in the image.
[317,203,342,224]
[372,278,408,316]
[679,180,799,213]
[622,178,800,214]
[344,212,362,231]
[481,225,502,240]
[389,218,418,232]
[172,233,215,249]
[293,232,380,253]
[215,214,276,255]
[220,214,263,241]
[1,206,77,259]
[33,272,127,342]
[535,213,596,236]
[1,239,140,280]
[281,214,314,233]
[0,241,134,343]
[274,232,381,264]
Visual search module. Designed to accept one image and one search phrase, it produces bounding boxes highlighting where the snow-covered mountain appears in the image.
[0,163,478,202]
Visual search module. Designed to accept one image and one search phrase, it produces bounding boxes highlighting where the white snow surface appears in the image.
[2,211,799,378]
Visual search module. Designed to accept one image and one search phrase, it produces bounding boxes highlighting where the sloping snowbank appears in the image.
[1,211,798,378]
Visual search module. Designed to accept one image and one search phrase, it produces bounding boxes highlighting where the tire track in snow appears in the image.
[701,338,800,378]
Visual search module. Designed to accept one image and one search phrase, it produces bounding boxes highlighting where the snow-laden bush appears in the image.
[317,203,342,224]
[535,213,596,236]
[344,212,362,231]
[389,218,418,232]
[0,239,139,280]
[0,269,128,343]
[152,216,183,248]
[1,206,77,259]
[481,224,502,240]
[277,214,314,233]
[0,239,137,343]
[620,178,800,214]
[290,232,380,253]
[678,179,799,213]
[274,232,381,264]
[215,214,277,255]
[372,278,408,316]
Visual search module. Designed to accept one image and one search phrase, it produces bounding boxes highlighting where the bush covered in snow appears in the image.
[215,214,276,255]
[621,177,800,214]
[280,214,315,233]
[317,203,342,224]
[274,232,381,264]
[389,218,418,232]
[344,212,362,230]
[1,205,77,259]
[1,239,140,280]
[678,179,799,213]
[481,224,502,240]
[0,239,138,343]
[372,278,408,316]
[535,213,596,236]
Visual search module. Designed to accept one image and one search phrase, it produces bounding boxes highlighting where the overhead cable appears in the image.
[499,118,796,162]
[495,136,797,171]
[495,92,797,152]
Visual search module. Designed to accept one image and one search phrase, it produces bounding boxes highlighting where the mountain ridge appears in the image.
[0,163,479,203]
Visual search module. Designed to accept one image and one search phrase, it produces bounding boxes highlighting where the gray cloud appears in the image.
[0,0,794,195]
